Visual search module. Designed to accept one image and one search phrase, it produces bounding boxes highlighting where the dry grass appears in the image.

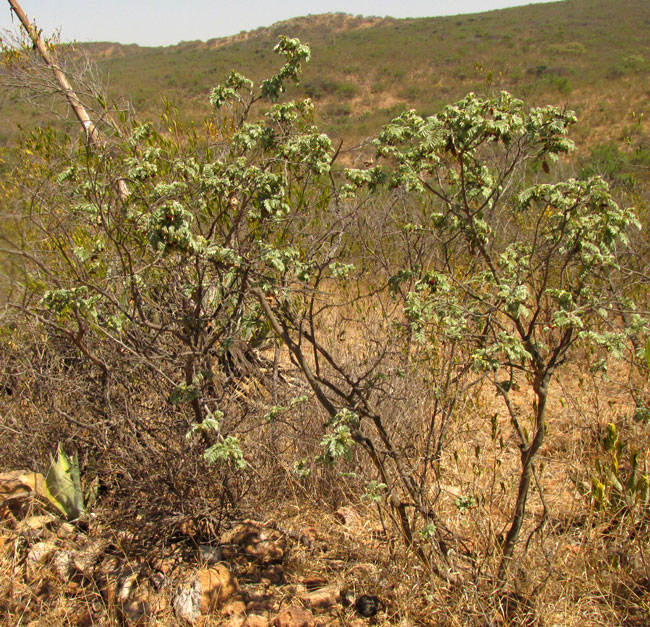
[1,297,650,626]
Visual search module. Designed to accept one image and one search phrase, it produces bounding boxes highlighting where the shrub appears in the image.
[1,35,647,591]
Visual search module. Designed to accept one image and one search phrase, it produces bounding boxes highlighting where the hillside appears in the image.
[1,0,649,154]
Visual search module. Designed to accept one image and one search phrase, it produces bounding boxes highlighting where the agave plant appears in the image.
[44,444,86,521]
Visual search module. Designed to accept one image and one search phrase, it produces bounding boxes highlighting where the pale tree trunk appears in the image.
[6,0,129,198]
[7,0,99,144]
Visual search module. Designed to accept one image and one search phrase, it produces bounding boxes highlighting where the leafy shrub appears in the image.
[1,32,648,595]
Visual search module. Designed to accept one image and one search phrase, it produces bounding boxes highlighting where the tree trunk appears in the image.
[7,0,99,144]
[497,371,550,582]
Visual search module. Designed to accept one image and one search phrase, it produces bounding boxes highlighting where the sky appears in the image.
[0,0,560,47]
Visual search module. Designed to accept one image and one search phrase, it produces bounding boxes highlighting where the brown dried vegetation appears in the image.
[2,305,650,625]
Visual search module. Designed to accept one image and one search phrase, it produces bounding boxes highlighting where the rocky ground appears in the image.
[1,470,402,626]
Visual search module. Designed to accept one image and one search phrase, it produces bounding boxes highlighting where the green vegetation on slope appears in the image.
[1,0,649,152]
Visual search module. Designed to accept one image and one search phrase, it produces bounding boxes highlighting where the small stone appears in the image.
[56,522,76,539]
[222,599,246,617]
[53,550,75,581]
[199,543,224,565]
[198,565,239,613]
[303,587,338,613]
[25,541,58,578]
[273,606,318,627]
[355,595,381,618]
[244,615,270,627]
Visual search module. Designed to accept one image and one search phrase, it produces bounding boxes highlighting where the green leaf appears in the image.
[204,436,247,469]
[361,480,387,503]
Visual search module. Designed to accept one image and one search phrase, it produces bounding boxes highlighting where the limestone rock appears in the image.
[53,549,75,581]
[25,540,58,578]
[173,565,239,624]
[173,576,201,625]
[198,566,239,612]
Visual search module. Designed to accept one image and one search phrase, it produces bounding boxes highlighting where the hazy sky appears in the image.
[1,1,560,47]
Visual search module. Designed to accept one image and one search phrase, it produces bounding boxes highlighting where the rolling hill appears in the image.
[1,0,649,163]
